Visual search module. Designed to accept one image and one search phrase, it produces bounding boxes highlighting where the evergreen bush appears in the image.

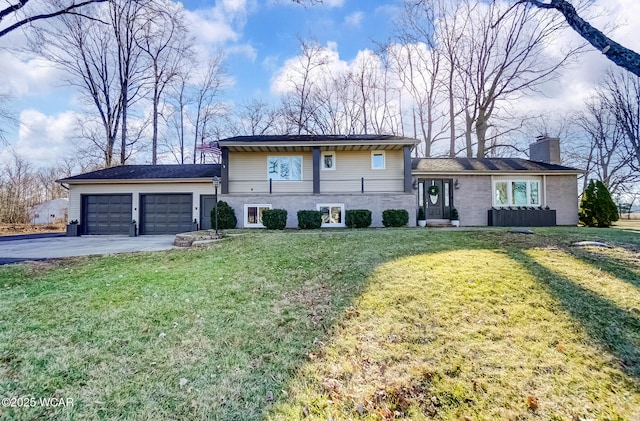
[297,210,323,229]
[345,209,372,228]
[382,209,409,227]
[262,209,288,230]
[579,180,618,227]
[211,201,237,229]
[417,206,426,221]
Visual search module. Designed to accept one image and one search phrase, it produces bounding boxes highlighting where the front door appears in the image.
[421,179,452,219]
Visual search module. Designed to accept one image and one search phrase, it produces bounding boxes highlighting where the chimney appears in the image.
[529,135,561,165]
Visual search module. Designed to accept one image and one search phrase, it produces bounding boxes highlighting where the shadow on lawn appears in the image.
[571,248,640,291]
[509,249,640,381]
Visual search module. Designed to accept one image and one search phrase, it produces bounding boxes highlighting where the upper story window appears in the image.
[371,151,385,170]
[267,156,302,181]
[494,179,541,207]
[322,152,336,170]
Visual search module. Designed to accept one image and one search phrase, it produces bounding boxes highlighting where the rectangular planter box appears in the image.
[66,224,81,237]
[129,224,137,237]
[488,208,556,227]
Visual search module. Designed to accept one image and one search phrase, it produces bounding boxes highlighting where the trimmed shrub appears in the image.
[212,201,237,229]
[579,180,619,227]
[417,206,426,221]
[450,208,459,221]
[262,209,287,230]
[345,209,372,228]
[382,209,409,227]
[297,210,322,229]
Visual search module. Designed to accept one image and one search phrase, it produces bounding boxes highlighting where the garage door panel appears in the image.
[83,194,132,235]
[141,194,193,235]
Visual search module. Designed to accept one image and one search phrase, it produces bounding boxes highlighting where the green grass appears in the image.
[1,228,639,420]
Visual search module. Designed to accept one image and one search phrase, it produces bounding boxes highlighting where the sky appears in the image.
[1,0,639,168]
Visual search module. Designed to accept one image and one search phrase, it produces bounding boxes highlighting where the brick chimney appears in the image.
[529,135,561,165]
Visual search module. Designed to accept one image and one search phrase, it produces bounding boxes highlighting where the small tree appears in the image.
[579,180,619,227]
[212,201,237,229]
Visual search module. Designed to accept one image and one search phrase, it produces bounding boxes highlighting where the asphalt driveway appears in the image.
[0,235,176,265]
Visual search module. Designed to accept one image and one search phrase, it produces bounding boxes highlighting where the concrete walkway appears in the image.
[0,235,176,265]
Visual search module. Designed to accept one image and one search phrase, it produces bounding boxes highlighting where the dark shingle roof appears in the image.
[58,164,221,183]
[221,134,413,143]
[412,158,581,173]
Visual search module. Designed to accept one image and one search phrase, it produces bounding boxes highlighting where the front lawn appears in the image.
[1,228,639,420]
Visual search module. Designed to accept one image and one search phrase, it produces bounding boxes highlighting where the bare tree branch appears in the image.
[0,0,108,38]
[518,0,640,77]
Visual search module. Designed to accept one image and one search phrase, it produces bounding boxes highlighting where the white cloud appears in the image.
[15,110,78,163]
[344,11,364,28]
[324,0,345,7]
[270,41,349,95]
[0,51,62,98]
[262,54,280,72]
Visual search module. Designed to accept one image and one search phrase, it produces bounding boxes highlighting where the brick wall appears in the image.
[220,193,416,228]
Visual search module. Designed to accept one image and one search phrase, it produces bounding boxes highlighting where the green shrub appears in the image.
[382,209,409,227]
[211,201,237,229]
[297,210,322,229]
[262,209,288,230]
[417,206,425,221]
[345,209,372,228]
[579,180,619,227]
[450,208,459,220]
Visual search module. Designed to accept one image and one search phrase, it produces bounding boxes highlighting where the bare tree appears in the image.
[389,0,449,157]
[599,69,640,172]
[110,0,150,165]
[452,0,578,157]
[32,7,122,166]
[31,0,159,166]
[187,55,228,164]
[518,0,640,77]
[136,0,192,165]
[0,0,107,38]
[0,151,38,223]
[164,71,190,164]
[575,96,636,194]
[280,38,329,134]
[226,99,281,136]
[0,93,17,145]
[36,165,71,201]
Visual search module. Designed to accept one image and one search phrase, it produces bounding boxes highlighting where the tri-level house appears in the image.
[217,135,417,228]
[58,134,582,235]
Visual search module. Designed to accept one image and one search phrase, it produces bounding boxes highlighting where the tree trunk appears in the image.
[475,111,488,158]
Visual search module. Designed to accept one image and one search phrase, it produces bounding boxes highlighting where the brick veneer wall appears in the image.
[220,193,416,228]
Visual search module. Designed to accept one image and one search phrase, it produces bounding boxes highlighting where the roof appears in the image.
[58,164,221,183]
[219,134,419,152]
[412,158,582,174]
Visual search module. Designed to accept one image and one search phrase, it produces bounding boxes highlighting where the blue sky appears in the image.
[190,0,399,102]
[1,0,639,166]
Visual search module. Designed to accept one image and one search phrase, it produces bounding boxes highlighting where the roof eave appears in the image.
[58,177,217,185]
[411,170,584,175]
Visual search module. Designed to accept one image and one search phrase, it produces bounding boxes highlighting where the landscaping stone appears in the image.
[509,228,534,234]
[571,241,611,248]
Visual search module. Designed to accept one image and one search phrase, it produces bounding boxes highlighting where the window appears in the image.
[244,204,272,228]
[316,203,345,227]
[371,151,385,169]
[493,179,541,207]
[322,152,336,170]
[267,156,302,181]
